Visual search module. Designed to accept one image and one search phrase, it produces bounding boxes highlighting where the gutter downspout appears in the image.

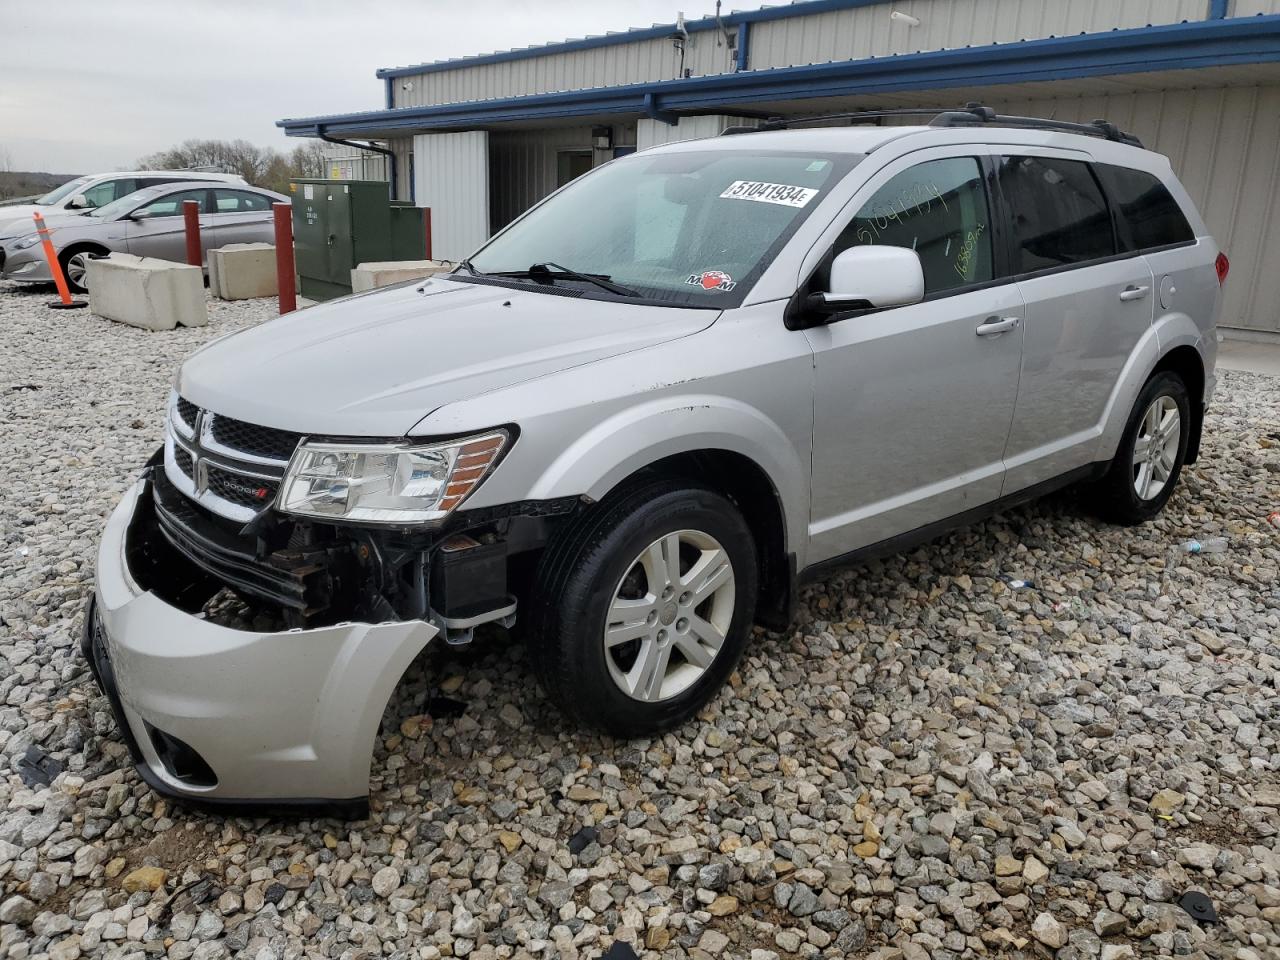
[318,126,398,200]
[1207,0,1230,18]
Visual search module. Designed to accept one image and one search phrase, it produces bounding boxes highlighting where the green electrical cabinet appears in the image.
[290,179,427,301]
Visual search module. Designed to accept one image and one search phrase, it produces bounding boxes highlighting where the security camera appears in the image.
[890,10,922,27]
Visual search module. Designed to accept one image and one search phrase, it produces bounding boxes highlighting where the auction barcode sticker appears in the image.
[719,180,819,208]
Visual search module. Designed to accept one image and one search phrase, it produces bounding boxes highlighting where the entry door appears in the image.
[993,154,1155,492]
[805,154,1025,561]
[125,188,214,264]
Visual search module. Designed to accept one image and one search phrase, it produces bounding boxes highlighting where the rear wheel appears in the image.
[527,480,757,737]
[1084,371,1190,525]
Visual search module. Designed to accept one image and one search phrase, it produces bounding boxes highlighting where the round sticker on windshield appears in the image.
[686,270,736,292]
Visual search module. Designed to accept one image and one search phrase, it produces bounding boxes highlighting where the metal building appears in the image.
[279,0,1280,340]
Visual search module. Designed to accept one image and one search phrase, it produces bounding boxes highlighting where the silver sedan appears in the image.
[0,181,289,292]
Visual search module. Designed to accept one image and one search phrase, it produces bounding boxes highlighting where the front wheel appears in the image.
[527,480,758,737]
[1084,371,1190,525]
[59,248,99,294]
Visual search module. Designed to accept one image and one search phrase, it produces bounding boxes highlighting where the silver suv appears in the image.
[85,109,1224,813]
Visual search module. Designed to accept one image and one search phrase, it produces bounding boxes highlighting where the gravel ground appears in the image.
[0,280,1278,960]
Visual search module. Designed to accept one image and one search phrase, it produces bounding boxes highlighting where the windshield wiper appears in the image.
[497,261,642,298]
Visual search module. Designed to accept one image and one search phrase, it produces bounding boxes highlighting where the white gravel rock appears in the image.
[2,281,1279,959]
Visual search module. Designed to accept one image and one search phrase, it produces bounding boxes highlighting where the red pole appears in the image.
[273,202,297,315]
[423,207,432,261]
[182,200,201,267]
[32,212,87,310]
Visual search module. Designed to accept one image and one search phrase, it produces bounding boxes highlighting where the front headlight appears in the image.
[278,430,509,524]
[13,234,42,250]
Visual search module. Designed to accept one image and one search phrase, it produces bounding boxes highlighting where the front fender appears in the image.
[526,393,808,561]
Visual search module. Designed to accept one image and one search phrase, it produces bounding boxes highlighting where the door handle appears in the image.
[1119,284,1150,302]
[975,316,1021,337]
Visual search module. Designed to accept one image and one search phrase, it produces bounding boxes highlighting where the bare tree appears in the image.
[138,138,350,194]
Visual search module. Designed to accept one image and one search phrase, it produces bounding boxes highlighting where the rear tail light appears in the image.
[1215,252,1230,286]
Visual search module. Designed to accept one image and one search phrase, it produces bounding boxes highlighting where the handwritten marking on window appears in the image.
[854,181,949,244]
[953,223,986,280]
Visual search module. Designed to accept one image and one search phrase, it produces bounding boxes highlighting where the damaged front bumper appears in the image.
[84,478,439,814]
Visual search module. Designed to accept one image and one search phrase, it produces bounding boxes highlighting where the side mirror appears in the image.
[128,209,151,220]
[812,245,925,315]
[65,195,89,209]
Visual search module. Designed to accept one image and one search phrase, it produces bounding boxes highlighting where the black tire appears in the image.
[59,246,104,294]
[1084,370,1190,525]
[527,479,758,737]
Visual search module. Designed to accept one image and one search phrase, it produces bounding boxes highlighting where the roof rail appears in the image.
[721,107,952,135]
[719,102,1143,147]
[931,102,1143,147]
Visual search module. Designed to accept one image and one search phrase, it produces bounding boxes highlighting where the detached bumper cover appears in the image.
[85,480,439,811]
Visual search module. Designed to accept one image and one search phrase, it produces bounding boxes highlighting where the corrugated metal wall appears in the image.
[1234,0,1280,15]
[637,115,756,149]
[488,126,594,231]
[748,0,1208,69]
[384,0,1280,110]
[487,123,637,231]
[412,132,490,261]
[394,33,735,108]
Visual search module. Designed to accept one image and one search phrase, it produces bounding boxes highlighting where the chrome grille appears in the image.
[164,394,302,522]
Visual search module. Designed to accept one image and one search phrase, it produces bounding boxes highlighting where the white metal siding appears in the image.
[748,0,1208,69]
[1232,0,1280,15]
[413,132,490,261]
[394,33,735,109]
[637,115,757,150]
[386,0,1235,109]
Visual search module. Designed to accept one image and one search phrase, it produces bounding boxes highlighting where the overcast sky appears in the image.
[0,0,725,174]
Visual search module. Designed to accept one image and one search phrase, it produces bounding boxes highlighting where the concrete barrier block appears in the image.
[207,252,223,299]
[351,260,451,293]
[86,254,208,330]
[211,243,278,300]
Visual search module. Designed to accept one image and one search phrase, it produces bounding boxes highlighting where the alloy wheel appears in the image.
[604,529,736,702]
[65,253,90,290]
[1132,394,1180,500]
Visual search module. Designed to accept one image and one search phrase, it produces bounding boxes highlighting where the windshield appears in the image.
[89,186,168,220]
[466,149,861,307]
[36,176,92,206]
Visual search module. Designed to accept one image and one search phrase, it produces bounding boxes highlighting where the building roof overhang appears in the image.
[277,16,1280,140]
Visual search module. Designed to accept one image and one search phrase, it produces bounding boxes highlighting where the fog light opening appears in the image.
[145,723,218,788]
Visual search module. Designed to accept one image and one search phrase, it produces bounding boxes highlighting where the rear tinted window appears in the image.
[1094,163,1194,252]
[997,156,1115,273]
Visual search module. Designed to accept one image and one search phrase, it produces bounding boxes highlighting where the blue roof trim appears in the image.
[375,0,889,79]
[281,16,1280,137]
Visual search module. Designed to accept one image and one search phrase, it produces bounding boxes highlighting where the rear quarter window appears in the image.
[1094,163,1195,252]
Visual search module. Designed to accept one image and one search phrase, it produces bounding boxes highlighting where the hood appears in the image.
[178,277,718,436]
[0,206,85,241]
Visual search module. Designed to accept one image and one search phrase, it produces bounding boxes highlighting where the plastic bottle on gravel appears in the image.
[1182,537,1228,554]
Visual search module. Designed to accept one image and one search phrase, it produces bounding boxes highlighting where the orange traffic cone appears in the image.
[32,211,88,310]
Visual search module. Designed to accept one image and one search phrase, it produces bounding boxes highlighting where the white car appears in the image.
[0,170,246,240]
